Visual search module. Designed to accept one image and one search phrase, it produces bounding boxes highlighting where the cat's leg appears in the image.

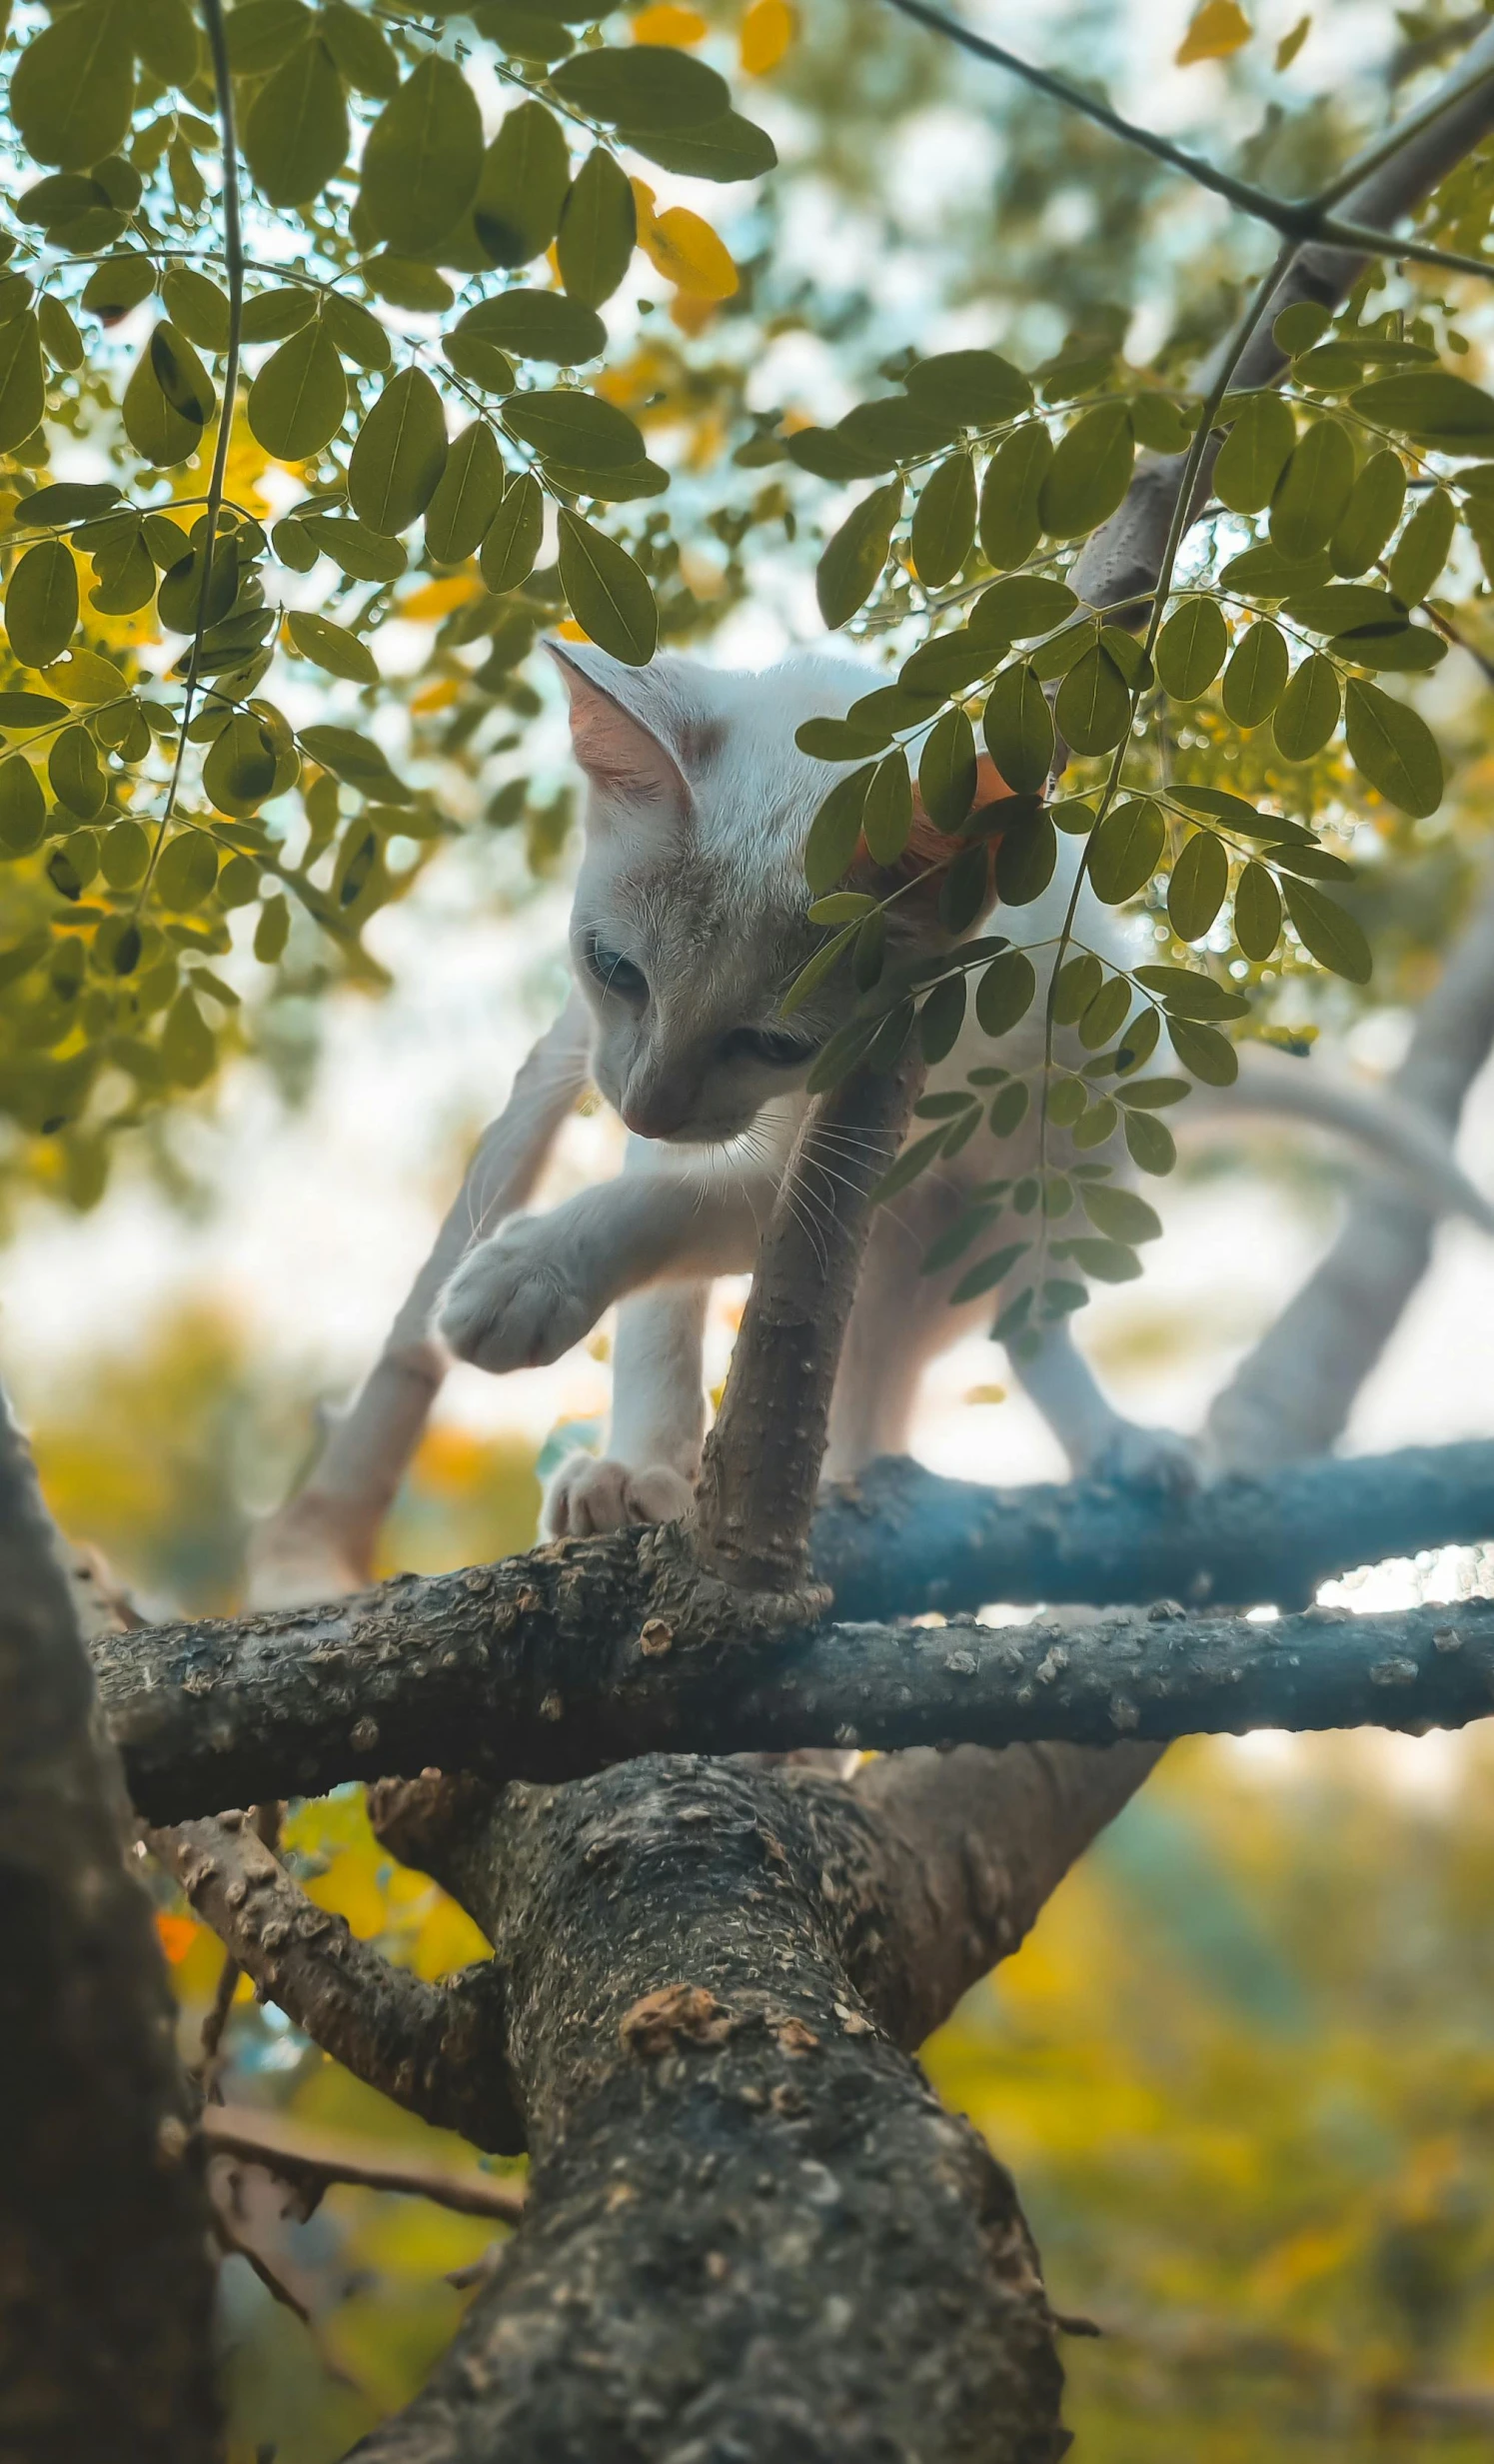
[1009,1317,1196,1488]
[439,1156,771,1375]
[545,1281,709,1535]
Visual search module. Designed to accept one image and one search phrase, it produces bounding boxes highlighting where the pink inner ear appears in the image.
[563,669,688,812]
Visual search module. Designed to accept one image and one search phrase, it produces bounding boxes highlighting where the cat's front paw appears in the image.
[439,1219,600,1374]
[544,1452,697,1537]
[1085,1422,1200,1494]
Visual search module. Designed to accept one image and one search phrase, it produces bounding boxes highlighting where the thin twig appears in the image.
[199,2105,527,2223]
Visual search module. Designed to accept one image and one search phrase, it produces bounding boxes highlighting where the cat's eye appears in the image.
[722,1026,815,1070]
[586,935,648,1005]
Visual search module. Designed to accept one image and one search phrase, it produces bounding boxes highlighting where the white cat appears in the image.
[248,641,1493,1605]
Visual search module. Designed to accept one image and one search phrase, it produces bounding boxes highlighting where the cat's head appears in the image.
[551,641,1014,1148]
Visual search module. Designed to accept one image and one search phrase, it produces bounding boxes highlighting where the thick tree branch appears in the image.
[148,1813,523,2155]
[694,1049,924,1594]
[345,1756,1068,2463]
[0,1398,220,2463]
[96,1437,1494,1821]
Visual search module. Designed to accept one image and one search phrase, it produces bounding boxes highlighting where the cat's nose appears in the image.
[622,1076,694,1139]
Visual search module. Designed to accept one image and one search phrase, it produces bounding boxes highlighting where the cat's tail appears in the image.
[1181,1042,1494,1232]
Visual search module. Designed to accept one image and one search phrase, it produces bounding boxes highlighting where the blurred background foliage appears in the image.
[12,0,1494,2452]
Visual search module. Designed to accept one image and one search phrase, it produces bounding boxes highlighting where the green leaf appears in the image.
[248,320,347,460]
[625,112,776,183]
[950,1240,1030,1302]
[1387,486,1455,606]
[978,424,1052,569]
[781,921,856,1017]
[1213,392,1295,513]
[1219,541,1333,599]
[479,471,543,595]
[1343,676,1442,817]
[994,808,1057,905]
[838,400,956,467]
[798,716,888,761]
[361,56,483,254]
[1133,967,1248,1024]
[363,254,454,313]
[861,750,912,864]
[910,452,975,588]
[287,609,379,684]
[471,0,574,55]
[803,766,872,894]
[348,368,449,535]
[898,631,989,703]
[1269,418,1354,559]
[47,724,102,817]
[975,948,1037,1035]
[1052,953,1103,1025]
[1350,371,1494,456]
[80,252,156,322]
[982,663,1053,794]
[940,842,991,934]
[1168,1016,1236,1084]
[0,314,44,454]
[1281,582,1394,635]
[1167,830,1227,941]
[132,0,198,82]
[551,45,730,129]
[322,292,391,372]
[987,1082,1029,1137]
[1330,622,1445,674]
[1220,620,1288,727]
[1056,642,1132,754]
[477,103,572,268]
[1062,1236,1141,1282]
[504,389,644,469]
[244,37,348,208]
[816,480,901,630]
[1272,652,1340,761]
[1123,1107,1175,1176]
[0,755,44,855]
[240,288,316,343]
[300,723,412,802]
[1154,596,1228,701]
[1078,976,1131,1051]
[1273,301,1329,356]
[919,973,967,1062]
[0,692,69,728]
[1088,796,1162,904]
[557,510,657,666]
[1330,448,1405,575]
[974,576,1077,642]
[162,992,215,1088]
[319,0,400,96]
[203,713,278,816]
[458,290,607,366]
[225,0,313,74]
[255,895,291,963]
[12,0,135,170]
[425,421,506,564]
[161,266,231,353]
[919,706,977,832]
[784,426,889,482]
[10,481,121,529]
[156,829,220,907]
[123,323,212,465]
[37,293,84,372]
[1284,878,1371,982]
[299,513,407,582]
[1038,401,1133,539]
[6,539,77,668]
[904,349,1031,427]
[1234,859,1281,959]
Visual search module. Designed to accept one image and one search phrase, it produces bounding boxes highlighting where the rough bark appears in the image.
[0,1402,221,2464]
[346,1756,1068,2464]
[97,1437,1494,1821]
[149,1813,522,2154]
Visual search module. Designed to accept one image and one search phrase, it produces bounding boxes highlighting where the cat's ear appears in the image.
[547,641,689,820]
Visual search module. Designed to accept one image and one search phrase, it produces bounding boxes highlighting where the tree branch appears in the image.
[0,1395,220,2461]
[1208,855,1494,1471]
[92,1442,1494,1818]
[199,2104,527,2222]
[148,1812,524,2154]
[693,1048,925,1595]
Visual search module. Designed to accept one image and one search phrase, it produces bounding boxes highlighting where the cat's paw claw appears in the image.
[544,1453,696,1536]
[1085,1424,1200,1495]
[440,1220,598,1373]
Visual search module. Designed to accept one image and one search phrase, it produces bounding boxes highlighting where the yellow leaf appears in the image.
[1175,0,1250,63]
[402,575,481,621]
[558,617,588,640]
[155,1911,200,1963]
[633,2,707,41]
[410,678,460,714]
[641,205,739,301]
[741,0,795,74]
